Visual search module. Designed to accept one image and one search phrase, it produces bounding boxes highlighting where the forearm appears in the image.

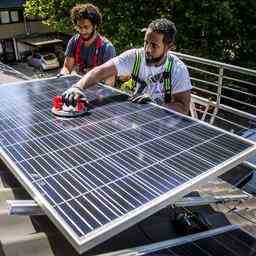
[61,65,71,75]
[61,57,75,75]
[104,76,116,87]
[74,67,105,90]
[163,101,190,115]
[162,91,191,115]
[74,61,117,90]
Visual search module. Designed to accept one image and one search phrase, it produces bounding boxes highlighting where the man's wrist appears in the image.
[72,83,84,92]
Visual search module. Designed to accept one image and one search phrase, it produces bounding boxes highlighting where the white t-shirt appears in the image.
[112,48,192,103]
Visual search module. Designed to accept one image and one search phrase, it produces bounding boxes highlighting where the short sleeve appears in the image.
[111,49,136,77]
[171,60,192,94]
[64,36,77,58]
[102,43,116,63]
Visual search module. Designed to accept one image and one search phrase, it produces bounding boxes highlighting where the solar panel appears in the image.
[0,75,255,253]
[100,225,256,256]
[0,62,28,81]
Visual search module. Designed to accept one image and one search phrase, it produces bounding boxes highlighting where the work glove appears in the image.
[62,85,86,107]
[130,94,152,104]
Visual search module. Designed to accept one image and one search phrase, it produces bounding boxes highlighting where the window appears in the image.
[0,11,10,24]
[10,11,19,22]
[0,9,23,24]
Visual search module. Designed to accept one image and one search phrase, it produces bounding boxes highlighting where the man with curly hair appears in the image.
[63,18,191,115]
[60,3,116,86]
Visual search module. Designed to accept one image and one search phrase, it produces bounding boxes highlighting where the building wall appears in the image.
[16,41,30,59]
[0,23,25,39]
[0,21,52,39]
[28,21,53,34]
[0,20,53,61]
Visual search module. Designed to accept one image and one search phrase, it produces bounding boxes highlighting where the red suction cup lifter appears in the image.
[53,96,63,110]
[75,98,86,112]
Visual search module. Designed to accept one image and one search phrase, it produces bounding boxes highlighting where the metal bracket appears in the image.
[7,200,44,216]
[173,194,251,208]
[7,194,252,216]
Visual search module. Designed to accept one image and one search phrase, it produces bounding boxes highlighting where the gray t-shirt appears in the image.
[65,33,116,73]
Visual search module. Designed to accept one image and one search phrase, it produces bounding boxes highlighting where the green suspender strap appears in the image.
[163,55,173,102]
[131,49,142,89]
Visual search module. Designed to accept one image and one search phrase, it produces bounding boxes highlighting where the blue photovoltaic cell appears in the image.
[0,75,255,253]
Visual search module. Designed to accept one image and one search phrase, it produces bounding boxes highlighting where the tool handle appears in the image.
[78,97,88,103]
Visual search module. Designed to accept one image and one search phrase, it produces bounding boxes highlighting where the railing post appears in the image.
[210,66,224,124]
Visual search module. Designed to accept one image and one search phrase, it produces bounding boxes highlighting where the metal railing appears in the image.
[172,52,256,175]
[171,51,256,134]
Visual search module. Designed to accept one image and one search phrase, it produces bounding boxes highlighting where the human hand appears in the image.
[62,85,86,107]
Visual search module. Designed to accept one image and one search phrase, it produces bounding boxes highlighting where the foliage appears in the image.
[25,0,256,69]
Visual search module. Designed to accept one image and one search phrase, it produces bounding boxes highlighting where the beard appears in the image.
[145,52,165,65]
[81,27,96,41]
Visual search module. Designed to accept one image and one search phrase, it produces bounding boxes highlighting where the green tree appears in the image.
[25,0,256,68]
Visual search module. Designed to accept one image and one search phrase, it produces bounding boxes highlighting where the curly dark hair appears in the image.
[71,3,102,27]
[148,18,177,45]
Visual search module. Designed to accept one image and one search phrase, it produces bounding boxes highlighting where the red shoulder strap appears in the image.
[74,35,84,73]
[75,34,104,73]
[91,35,104,68]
